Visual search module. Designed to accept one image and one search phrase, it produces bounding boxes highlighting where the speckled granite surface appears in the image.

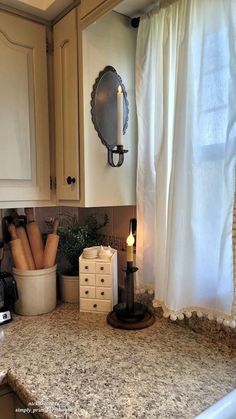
[0,304,235,419]
[135,292,236,348]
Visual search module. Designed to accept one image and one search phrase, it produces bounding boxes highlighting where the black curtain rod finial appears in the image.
[131,17,140,28]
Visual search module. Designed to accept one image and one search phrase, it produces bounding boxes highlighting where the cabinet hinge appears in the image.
[46,37,54,55]
[50,176,56,190]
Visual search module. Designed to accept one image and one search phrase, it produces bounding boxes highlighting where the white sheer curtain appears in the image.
[136,0,236,325]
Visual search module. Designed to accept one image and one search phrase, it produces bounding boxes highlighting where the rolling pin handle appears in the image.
[8,224,18,240]
[25,208,34,223]
[52,218,59,235]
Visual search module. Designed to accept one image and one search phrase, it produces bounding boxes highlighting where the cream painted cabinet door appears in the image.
[0,11,50,202]
[54,9,79,200]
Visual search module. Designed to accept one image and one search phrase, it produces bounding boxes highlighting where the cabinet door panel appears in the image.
[0,34,32,180]
[0,11,50,202]
[54,9,79,200]
[0,393,15,419]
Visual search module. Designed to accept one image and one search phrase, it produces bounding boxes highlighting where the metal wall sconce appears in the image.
[107,145,128,168]
[91,66,129,168]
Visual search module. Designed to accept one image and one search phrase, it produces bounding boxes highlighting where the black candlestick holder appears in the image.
[107,261,155,330]
[107,145,128,168]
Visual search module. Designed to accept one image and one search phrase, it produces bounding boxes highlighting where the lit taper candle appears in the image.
[117,85,123,146]
[126,230,135,262]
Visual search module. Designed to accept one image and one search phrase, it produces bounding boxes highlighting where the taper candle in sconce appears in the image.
[91,66,129,167]
[117,85,123,146]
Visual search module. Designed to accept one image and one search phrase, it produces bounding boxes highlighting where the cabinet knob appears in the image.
[93,304,97,308]
[85,291,89,294]
[100,267,104,271]
[101,278,104,283]
[85,278,88,282]
[85,266,88,270]
[67,176,76,185]
[101,292,104,296]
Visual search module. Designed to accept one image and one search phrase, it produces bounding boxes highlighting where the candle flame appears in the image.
[117,85,122,93]
[126,233,135,246]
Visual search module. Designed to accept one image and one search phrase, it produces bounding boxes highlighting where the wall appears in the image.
[82,11,137,207]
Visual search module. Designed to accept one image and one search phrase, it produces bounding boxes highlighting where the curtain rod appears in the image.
[131,0,160,28]
[131,0,178,28]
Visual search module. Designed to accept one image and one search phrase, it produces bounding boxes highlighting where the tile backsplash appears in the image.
[0,205,136,283]
[35,206,136,238]
[0,206,136,238]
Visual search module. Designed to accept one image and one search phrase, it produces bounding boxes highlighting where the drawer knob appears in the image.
[101,292,104,296]
[100,267,104,271]
[101,278,104,283]
[85,291,89,294]
[85,266,88,270]
[93,304,97,308]
[85,278,88,282]
[66,176,76,185]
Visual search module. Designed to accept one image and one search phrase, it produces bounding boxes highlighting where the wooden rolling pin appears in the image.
[43,218,60,269]
[0,241,4,271]
[8,224,29,270]
[25,208,44,270]
[16,224,35,270]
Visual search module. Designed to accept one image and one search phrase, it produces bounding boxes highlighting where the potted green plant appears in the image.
[57,213,108,303]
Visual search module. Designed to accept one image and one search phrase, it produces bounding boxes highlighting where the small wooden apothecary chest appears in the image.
[79,247,118,313]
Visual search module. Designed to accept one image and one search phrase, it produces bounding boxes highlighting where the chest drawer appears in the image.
[95,274,112,287]
[96,287,112,300]
[80,273,95,286]
[80,286,96,298]
[80,298,112,313]
[80,260,96,273]
[95,262,111,275]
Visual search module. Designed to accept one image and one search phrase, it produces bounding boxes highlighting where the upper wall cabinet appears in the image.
[78,9,137,207]
[54,9,79,201]
[0,11,50,205]
[80,0,122,28]
[53,7,137,207]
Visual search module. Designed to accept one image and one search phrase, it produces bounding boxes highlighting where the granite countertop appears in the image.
[0,304,235,419]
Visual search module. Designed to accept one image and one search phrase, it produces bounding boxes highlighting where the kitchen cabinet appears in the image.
[0,384,35,418]
[79,0,122,28]
[0,11,50,205]
[78,9,137,207]
[54,6,137,207]
[54,9,79,201]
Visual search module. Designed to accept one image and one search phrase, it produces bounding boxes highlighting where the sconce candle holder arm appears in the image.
[108,145,128,168]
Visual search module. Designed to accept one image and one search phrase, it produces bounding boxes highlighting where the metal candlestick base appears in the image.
[107,308,155,330]
[113,302,147,323]
[107,261,155,330]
